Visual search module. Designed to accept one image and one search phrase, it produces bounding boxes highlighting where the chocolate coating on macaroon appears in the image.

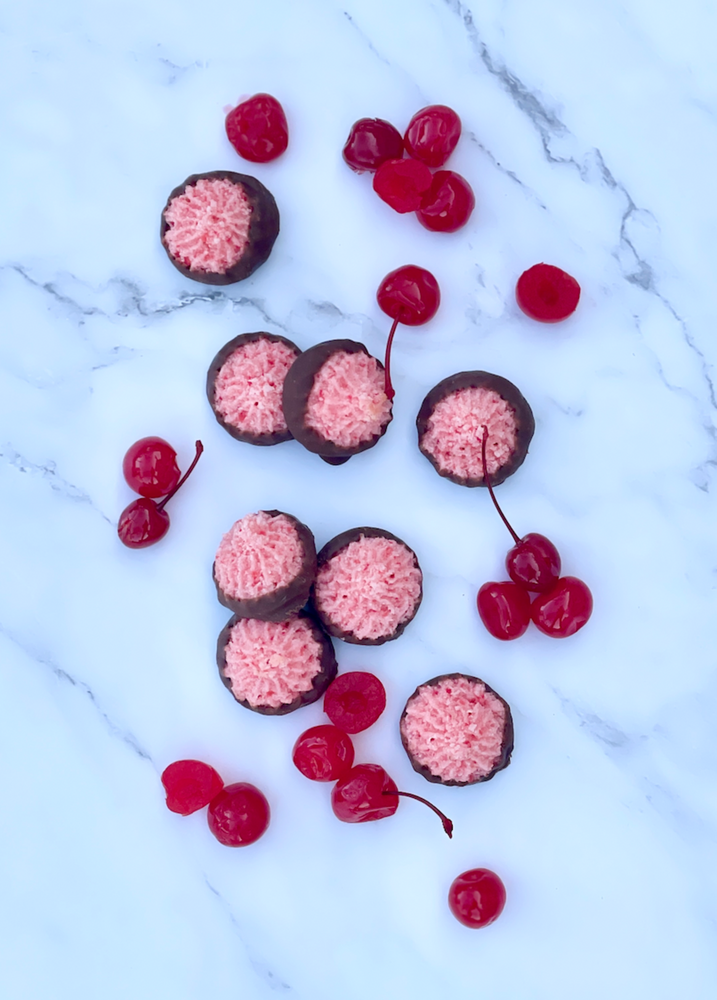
[400,672,513,786]
[417,371,535,487]
[217,611,337,715]
[282,340,393,461]
[311,526,422,645]
[160,170,280,285]
[213,510,317,621]
[207,332,300,445]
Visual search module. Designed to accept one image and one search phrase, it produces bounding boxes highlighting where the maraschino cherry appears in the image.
[161,759,224,815]
[225,93,288,163]
[404,105,461,167]
[516,263,580,322]
[448,868,506,928]
[292,725,355,782]
[377,265,440,401]
[323,671,386,733]
[477,581,531,640]
[531,576,593,637]
[417,170,475,233]
[331,763,453,836]
[373,158,433,213]
[343,118,404,172]
[207,782,270,847]
[123,437,180,498]
[118,440,203,548]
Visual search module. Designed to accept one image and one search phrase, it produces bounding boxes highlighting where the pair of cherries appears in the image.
[161,759,270,847]
[477,430,593,640]
[292,671,453,836]
[118,437,203,548]
[344,106,475,233]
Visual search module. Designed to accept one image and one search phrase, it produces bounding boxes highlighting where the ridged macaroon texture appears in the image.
[213,510,317,621]
[400,673,514,786]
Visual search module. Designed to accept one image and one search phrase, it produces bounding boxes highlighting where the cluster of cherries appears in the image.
[117,437,204,548]
[343,106,475,233]
[477,430,593,640]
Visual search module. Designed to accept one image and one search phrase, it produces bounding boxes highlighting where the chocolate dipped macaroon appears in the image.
[400,673,513,786]
[417,371,535,487]
[217,611,337,715]
[160,171,280,285]
[207,332,301,445]
[213,510,316,620]
[282,340,392,464]
[312,527,422,645]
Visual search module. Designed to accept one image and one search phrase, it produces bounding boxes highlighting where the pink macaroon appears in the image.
[400,673,514,785]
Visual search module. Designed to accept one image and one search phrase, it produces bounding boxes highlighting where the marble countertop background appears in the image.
[2,1,716,998]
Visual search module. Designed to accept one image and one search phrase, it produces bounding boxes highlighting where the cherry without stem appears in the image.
[417,170,475,233]
[292,725,354,782]
[531,576,593,638]
[516,263,580,322]
[404,105,461,168]
[123,436,180,498]
[342,118,404,173]
[207,782,270,847]
[225,93,288,163]
[323,671,386,733]
[448,868,506,928]
[331,764,453,837]
[377,265,440,401]
[118,440,204,549]
[477,581,531,641]
[161,759,224,815]
[373,158,433,214]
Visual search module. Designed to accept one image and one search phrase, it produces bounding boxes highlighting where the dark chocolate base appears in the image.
[160,171,280,286]
[400,672,514,786]
[416,371,535,487]
[213,511,317,620]
[311,526,422,645]
[216,610,337,715]
[206,332,301,445]
[282,340,392,461]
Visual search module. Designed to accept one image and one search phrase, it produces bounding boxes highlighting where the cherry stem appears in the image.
[157,440,204,511]
[383,789,454,838]
[480,426,520,545]
[383,315,400,401]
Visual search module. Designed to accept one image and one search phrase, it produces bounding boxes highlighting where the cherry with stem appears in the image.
[331,763,453,837]
[377,266,440,401]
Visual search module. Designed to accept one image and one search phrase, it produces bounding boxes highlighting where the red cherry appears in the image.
[207,782,270,847]
[477,581,531,640]
[531,576,593,637]
[331,764,453,835]
[123,437,180,498]
[225,93,288,163]
[448,868,506,928]
[161,759,224,815]
[117,440,203,549]
[342,118,404,172]
[373,158,433,213]
[377,264,440,400]
[404,105,461,167]
[323,671,386,733]
[292,725,355,782]
[417,170,475,233]
[506,532,561,594]
[516,263,580,322]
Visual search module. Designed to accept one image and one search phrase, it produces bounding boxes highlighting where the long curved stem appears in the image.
[383,315,400,401]
[157,440,204,511]
[383,789,454,838]
[481,426,520,545]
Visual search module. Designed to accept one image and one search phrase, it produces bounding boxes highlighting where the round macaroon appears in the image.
[213,510,317,620]
[282,340,393,464]
[417,371,535,487]
[207,332,301,445]
[217,611,337,715]
[160,170,280,285]
[312,527,422,645]
[400,673,513,786]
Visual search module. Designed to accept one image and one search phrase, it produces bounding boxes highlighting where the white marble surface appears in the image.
[2,1,717,997]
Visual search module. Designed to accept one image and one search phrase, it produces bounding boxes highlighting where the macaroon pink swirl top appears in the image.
[419,387,517,481]
[304,351,392,449]
[163,177,252,274]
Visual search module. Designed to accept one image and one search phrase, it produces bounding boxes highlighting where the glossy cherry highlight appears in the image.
[373,158,433,214]
[531,576,593,637]
[292,725,355,781]
[377,265,440,400]
[343,118,404,173]
[331,764,453,836]
[323,671,386,733]
[225,93,288,163]
[417,170,475,233]
[207,782,270,846]
[161,759,224,815]
[118,440,203,548]
[448,868,506,928]
[404,105,461,167]
[516,263,580,322]
[477,581,531,640]
[123,436,180,498]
